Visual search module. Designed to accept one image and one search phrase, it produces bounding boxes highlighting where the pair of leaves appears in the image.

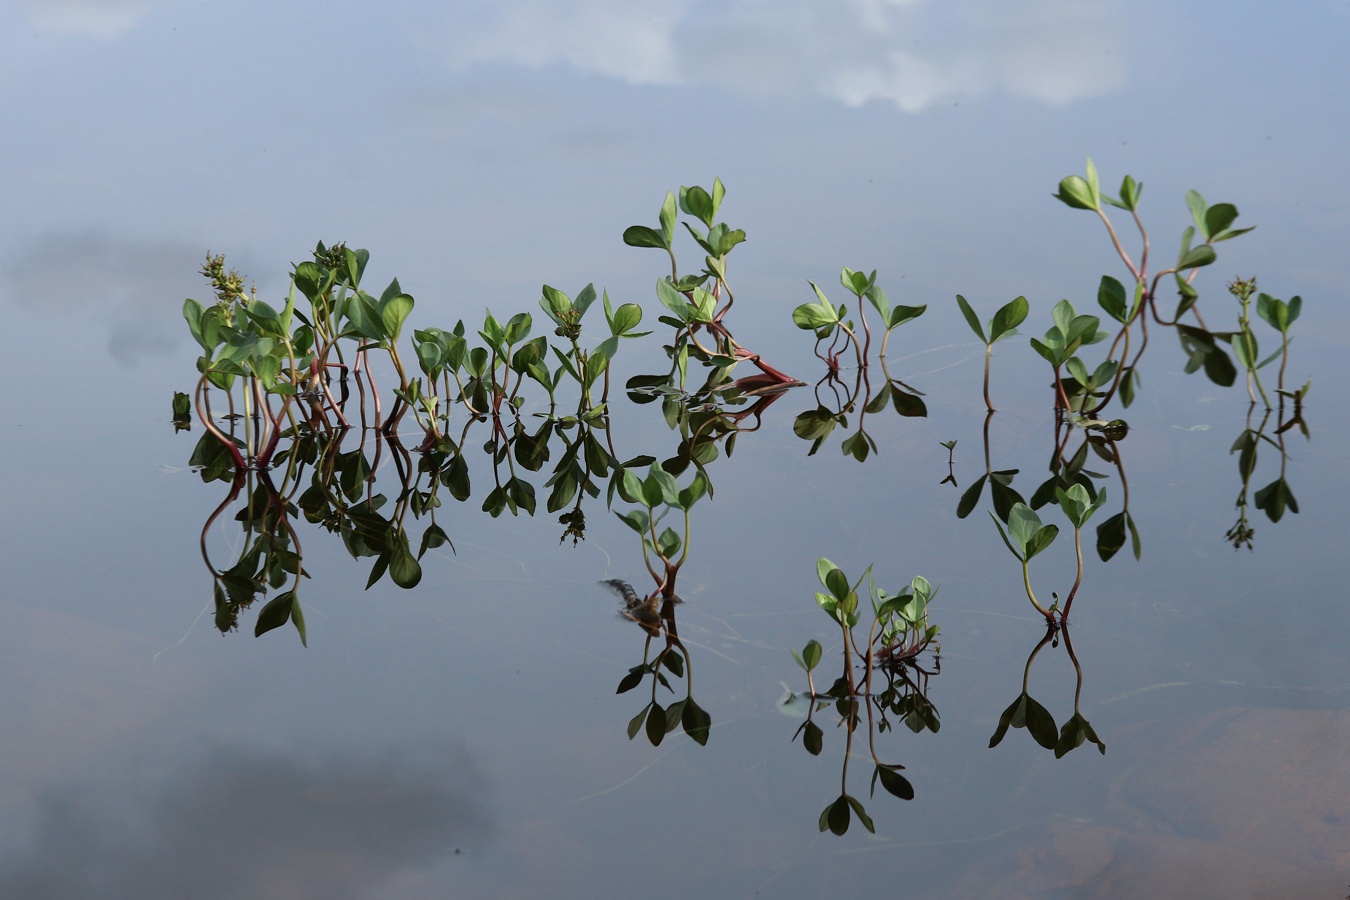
[625,697,712,747]
[1030,299,1106,368]
[990,503,1059,563]
[792,639,823,673]
[618,462,708,513]
[956,469,1022,520]
[956,294,1027,345]
[819,793,873,836]
[989,693,1057,750]
[1257,293,1302,334]
[254,590,308,647]
[1056,483,1106,530]
[815,557,863,628]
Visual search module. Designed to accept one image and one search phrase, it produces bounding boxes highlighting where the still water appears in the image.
[1,2,1348,898]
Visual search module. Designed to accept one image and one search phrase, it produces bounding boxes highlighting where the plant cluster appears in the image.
[791,267,929,460]
[783,559,939,834]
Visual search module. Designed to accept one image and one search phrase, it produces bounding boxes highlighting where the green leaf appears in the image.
[648,463,682,507]
[378,293,414,341]
[1109,174,1140,211]
[1006,503,1046,555]
[682,699,712,746]
[677,472,708,509]
[1256,293,1291,333]
[1255,478,1298,522]
[290,597,307,647]
[389,538,422,588]
[821,796,852,836]
[890,386,927,418]
[691,286,717,323]
[866,284,892,322]
[610,302,643,337]
[1024,696,1059,749]
[1186,189,1209,238]
[679,184,715,227]
[1205,203,1238,237]
[873,765,915,800]
[254,590,295,639]
[824,568,850,604]
[1085,157,1100,204]
[956,474,988,519]
[659,191,677,245]
[622,225,667,249]
[1025,523,1060,559]
[1097,276,1128,323]
[802,721,823,755]
[1055,175,1097,211]
[955,294,986,342]
[656,527,682,558]
[627,703,650,739]
[792,301,839,332]
[989,511,1022,561]
[645,702,667,746]
[989,695,1022,748]
[845,794,875,833]
[1177,244,1216,271]
[655,279,692,322]
[797,639,822,671]
[617,667,645,694]
[1065,356,1090,388]
[816,557,840,590]
[840,431,871,462]
[887,303,926,329]
[990,296,1028,342]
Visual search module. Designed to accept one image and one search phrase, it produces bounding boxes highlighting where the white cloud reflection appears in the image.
[436,0,1126,111]
[0,232,263,366]
[4,0,160,39]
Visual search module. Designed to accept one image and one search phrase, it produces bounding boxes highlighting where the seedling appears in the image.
[955,294,1028,411]
[989,503,1060,622]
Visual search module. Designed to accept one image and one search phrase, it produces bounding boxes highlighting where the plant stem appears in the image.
[1060,526,1085,621]
[983,342,995,411]
[1022,561,1055,622]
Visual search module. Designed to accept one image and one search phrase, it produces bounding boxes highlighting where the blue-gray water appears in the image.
[1,3,1347,897]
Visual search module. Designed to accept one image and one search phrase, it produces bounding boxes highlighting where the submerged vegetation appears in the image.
[175,167,1311,829]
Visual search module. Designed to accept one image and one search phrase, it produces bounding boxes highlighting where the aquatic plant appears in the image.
[789,558,939,834]
[1053,158,1254,409]
[990,484,1105,624]
[989,624,1105,757]
[790,268,928,460]
[955,293,1028,411]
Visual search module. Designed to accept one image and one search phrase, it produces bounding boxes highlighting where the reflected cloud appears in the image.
[434,0,1126,111]
[0,232,258,365]
[0,745,492,900]
[3,0,161,39]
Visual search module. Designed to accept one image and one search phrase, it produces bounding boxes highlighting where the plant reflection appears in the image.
[989,624,1105,758]
[171,172,1322,837]
[605,579,712,748]
[791,267,928,461]
[788,559,940,834]
[1227,403,1306,550]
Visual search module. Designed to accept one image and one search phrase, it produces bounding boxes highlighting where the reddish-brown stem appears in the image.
[195,378,247,470]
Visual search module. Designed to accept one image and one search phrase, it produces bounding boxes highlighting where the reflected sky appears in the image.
[2,0,1346,368]
[0,745,489,900]
[1,1,1348,897]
